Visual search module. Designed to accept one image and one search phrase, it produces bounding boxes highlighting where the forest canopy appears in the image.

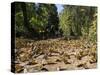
[14,2,97,43]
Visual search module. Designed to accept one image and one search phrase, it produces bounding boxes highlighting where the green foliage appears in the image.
[59,7,71,37]
[15,2,97,42]
[15,12,24,32]
[59,6,82,37]
[15,2,26,36]
[15,2,59,38]
[46,4,59,36]
[59,5,97,43]
[89,17,97,43]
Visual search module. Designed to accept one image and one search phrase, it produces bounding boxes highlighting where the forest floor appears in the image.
[14,37,97,73]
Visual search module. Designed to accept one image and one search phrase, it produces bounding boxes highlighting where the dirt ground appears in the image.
[14,38,97,73]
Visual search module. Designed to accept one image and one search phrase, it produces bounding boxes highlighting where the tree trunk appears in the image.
[21,2,29,31]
